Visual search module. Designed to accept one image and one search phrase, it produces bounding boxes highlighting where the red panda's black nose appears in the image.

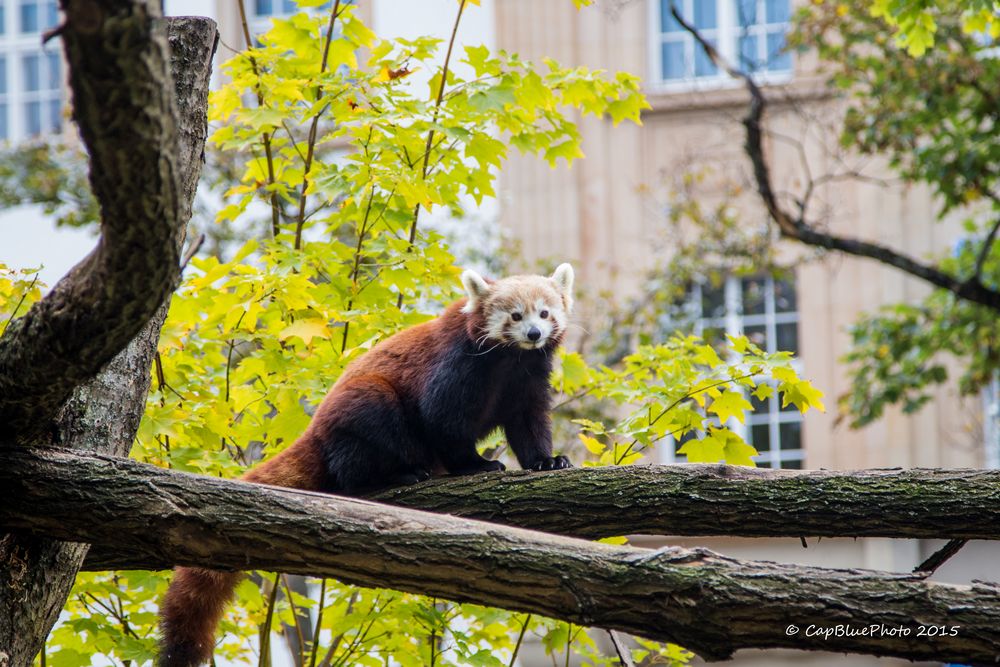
[527,327,541,341]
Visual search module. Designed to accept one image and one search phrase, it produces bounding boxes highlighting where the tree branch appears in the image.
[0,13,217,663]
[669,3,1000,313]
[1,448,998,550]
[2,448,1000,665]
[0,0,194,441]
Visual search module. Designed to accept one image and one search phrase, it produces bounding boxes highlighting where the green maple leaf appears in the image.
[707,390,753,424]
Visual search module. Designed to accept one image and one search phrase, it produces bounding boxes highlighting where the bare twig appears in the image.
[607,629,636,667]
[669,2,1000,313]
[180,233,206,270]
[913,539,969,577]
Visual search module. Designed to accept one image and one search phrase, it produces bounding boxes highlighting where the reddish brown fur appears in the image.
[160,283,569,665]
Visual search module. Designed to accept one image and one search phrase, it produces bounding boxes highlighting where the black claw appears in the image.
[529,456,572,471]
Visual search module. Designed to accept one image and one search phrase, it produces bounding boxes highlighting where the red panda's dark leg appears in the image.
[502,387,572,471]
[317,375,432,494]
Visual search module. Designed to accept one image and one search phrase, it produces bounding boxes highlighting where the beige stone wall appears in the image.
[493,6,997,663]
[493,0,984,475]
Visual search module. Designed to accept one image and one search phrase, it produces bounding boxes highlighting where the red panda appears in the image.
[158,264,575,667]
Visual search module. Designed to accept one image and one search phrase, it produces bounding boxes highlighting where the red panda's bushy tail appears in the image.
[158,567,243,667]
[158,442,324,666]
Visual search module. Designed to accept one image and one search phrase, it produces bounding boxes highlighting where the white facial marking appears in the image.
[463,265,574,350]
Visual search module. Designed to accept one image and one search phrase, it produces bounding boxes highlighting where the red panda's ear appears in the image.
[551,263,574,296]
[461,269,491,312]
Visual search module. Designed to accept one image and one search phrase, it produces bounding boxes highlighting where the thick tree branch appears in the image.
[1,449,998,550]
[0,13,217,664]
[2,448,1000,665]
[0,0,189,441]
[670,3,1000,313]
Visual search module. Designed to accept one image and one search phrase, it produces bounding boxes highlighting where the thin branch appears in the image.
[294,0,343,251]
[395,0,467,309]
[913,539,969,577]
[258,573,281,667]
[507,614,531,667]
[972,194,1000,281]
[669,2,1000,313]
[236,0,281,239]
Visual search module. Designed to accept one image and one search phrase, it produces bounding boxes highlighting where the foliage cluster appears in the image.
[794,1,1000,426]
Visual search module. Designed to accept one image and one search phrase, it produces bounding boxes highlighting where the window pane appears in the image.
[20,1,38,32]
[702,325,726,349]
[660,0,683,32]
[0,104,7,140]
[751,423,770,452]
[745,324,767,351]
[739,34,759,70]
[48,97,61,131]
[781,458,802,469]
[26,100,41,135]
[23,54,40,92]
[694,39,718,76]
[779,421,802,450]
[0,6,6,35]
[661,40,686,80]
[742,277,766,315]
[773,276,796,312]
[766,30,792,72]
[0,56,6,94]
[750,387,771,413]
[735,0,757,25]
[776,322,798,354]
[255,0,273,15]
[701,282,726,319]
[47,52,60,90]
[44,0,56,30]
[694,0,717,29]
[282,0,297,13]
[765,0,790,23]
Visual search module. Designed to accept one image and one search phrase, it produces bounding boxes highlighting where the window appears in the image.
[652,0,793,86]
[18,0,56,34]
[985,374,1000,469]
[660,274,804,469]
[0,55,7,140]
[21,50,61,136]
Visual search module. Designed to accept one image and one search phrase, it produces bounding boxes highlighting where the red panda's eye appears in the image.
[511,312,522,321]
[540,310,549,319]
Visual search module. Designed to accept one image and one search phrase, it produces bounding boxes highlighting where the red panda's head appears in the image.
[460,264,574,350]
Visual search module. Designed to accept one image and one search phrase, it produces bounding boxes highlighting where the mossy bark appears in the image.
[0,10,216,666]
[3,449,1000,665]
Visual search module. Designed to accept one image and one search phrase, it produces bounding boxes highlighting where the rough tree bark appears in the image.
[1,450,993,549]
[0,6,216,665]
[2,448,999,665]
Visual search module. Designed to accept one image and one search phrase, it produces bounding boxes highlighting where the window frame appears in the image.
[0,0,63,141]
[647,0,795,93]
[984,374,1000,469]
[658,274,805,469]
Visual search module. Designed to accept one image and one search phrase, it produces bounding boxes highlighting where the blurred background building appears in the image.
[1,1,997,664]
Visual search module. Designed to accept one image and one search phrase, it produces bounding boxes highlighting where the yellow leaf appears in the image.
[707,390,753,425]
[279,319,330,344]
[579,434,605,455]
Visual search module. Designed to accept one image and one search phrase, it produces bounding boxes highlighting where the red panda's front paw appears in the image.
[529,455,572,471]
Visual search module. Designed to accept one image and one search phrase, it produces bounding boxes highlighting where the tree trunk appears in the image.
[0,11,216,666]
[3,449,1000,665]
